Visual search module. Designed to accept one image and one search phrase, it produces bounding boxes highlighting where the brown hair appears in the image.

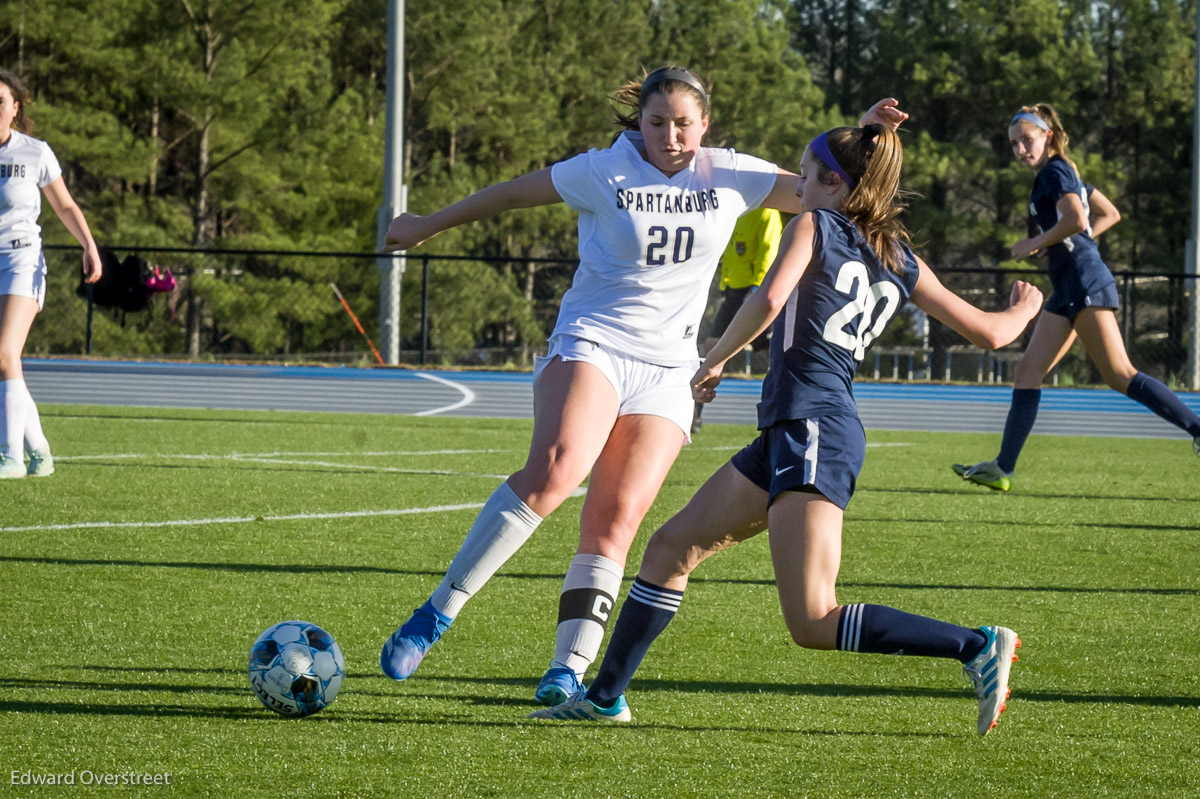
[0,70,33,134]
[815,124,912,274]
[611,64,710,131]
[1014,103,1074,170]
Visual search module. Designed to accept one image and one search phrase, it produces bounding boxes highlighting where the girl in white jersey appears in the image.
[378,64,907,704]
[0,70,101,479]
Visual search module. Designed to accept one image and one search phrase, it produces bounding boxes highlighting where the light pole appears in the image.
[1189,2,1200,389]
[377,0,406,365]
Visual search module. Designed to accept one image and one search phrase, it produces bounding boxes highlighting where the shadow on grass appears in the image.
[862,485,1200,505]
[3,555,1195,597]
[851,514,1200,534]
[416,675,1200,709]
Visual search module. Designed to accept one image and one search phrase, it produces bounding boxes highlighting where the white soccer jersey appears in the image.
[550,131,778,366]
[0,131,62,245]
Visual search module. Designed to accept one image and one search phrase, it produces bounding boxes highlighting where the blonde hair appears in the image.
[0,69,33,134]
[1014,103,1074,170]
[611,64,710,131]
[815,124,912,274]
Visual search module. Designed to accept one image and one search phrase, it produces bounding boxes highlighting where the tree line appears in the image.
[4,0,1197,379]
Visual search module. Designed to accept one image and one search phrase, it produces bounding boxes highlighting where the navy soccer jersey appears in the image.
[756,209,920,428]
[1029,156,1115,303]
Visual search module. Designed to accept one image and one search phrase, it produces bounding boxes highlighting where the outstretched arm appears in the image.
[42,177,102,283]
[383,167,562,252]
[909,257,1043,350]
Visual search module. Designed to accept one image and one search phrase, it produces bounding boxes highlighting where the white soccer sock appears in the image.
[22,384,49,455]
[1,379,28,459]
[428,482,543,618]
[551,553,624,676]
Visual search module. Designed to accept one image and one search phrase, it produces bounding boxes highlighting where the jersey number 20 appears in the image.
[821,261,901,361]
[646,226,695,265]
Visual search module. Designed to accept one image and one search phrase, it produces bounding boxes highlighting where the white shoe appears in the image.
[963,625,1021,736]
[0,455,25,479]
[527,691,632,723]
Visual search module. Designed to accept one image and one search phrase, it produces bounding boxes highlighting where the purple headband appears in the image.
[809,132,856,188]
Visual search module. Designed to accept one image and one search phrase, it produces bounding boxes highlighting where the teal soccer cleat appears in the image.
[534,666,585,706]
[379,600,453,681]
[963,625,1021,736]
[26,451,54,477]
[527,692,631,723]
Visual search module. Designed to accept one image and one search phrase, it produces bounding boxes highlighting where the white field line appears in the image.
[0,503,489,533]
[413,372,476,416]
[56,448,507,461]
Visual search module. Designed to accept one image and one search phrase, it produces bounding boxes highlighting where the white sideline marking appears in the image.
[2,486,588,534]
[57,448,506,461]
[413,372,476,416]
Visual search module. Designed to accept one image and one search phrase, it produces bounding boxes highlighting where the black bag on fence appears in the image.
[77,249,153,313]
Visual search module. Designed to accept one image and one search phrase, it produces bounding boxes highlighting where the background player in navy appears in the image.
[0,69,101,479]
[954,104,1200,491]
[377,66,906,704]
[530,123,1042,736]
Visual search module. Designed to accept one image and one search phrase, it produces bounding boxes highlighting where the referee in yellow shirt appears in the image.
[692,206,783,433]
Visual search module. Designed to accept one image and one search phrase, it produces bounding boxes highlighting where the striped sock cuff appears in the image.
[627,577,684,613]
[837,603,865,652]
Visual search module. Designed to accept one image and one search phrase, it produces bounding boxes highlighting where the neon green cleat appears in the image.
[27,451,54,477]
[952,460,1012,492]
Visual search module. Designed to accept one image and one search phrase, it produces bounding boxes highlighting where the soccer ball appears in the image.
[248,621,345,717]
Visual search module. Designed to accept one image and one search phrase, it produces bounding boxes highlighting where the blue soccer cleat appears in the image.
[527,691,631,722]
[379,600,453,681]
[963,625,1021,736]
[534,666,585,706]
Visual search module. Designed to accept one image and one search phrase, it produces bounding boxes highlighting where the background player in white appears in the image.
[0,69,101,478]
[379,64,907,704]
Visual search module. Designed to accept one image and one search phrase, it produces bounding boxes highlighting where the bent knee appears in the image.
[787,622,827,650]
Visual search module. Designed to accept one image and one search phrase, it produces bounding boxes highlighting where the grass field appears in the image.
[2,404,1198,798]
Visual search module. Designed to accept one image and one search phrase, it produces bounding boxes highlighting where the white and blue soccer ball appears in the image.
[248,621,345,717]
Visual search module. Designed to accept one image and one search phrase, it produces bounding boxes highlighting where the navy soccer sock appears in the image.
[1126,372,1200,437]
[996,388,1041,474]
[837,604,986,664]
[585,577,683,708]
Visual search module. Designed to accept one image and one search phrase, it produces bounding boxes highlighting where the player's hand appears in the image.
[81,244,102,284]
[691,361,724,403]
[1008,280,1043,313]
[859,98,909,131]
[1010,238,1039,260]
[383,213,437,253]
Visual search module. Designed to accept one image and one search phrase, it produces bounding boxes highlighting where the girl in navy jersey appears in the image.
[530,123,1042,736]
[376,65,906,704]
[0,70,101,479]
[953,104,1200,491]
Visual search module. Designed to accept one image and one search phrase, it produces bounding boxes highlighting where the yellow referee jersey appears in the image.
[719,207,783,290]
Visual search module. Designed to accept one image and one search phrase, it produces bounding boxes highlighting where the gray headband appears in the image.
[641,68,708,101]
